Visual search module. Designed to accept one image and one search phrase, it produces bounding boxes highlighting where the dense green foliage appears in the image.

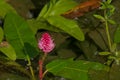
[0,0,120,80]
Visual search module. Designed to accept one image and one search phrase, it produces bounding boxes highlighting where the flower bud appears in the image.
[38,32,55,53]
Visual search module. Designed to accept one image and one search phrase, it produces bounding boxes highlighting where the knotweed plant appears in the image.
[38,32,55,80]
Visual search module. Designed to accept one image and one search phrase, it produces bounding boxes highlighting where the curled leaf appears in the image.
[62,0,101,19]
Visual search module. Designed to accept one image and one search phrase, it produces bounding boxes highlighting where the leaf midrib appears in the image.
[12,18,27,54]
[47,62,66,71]
[47,62,88,73]
[64,67,87,73]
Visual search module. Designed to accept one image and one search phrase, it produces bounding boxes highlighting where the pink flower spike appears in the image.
[38,32,55,53]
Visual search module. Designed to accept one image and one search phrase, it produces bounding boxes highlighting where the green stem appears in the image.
[42,53,47,62]
[105,20,112,51]
[104,10,112,52]
[42,70,48,78]
[26,55,36,80]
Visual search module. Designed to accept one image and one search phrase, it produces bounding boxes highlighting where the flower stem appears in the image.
[26,54,36,80]
[39,53,47,80]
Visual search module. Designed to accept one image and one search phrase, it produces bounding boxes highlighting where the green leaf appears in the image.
[37,0,77,19]
[46,16,84,41]
[4,13,38,59]
[0,27,3,42]
[0,0,16,18]
[0,41,16,60]
[99,52,111,55]
[94,14,105,21]
[108,19,116,24]
[100,2,106,10]
[46,59,109,80]
[27,19,38,34]
[107,5,115,17]
[36,0,84,41]
[107,0,112,4]
[27,18,62,34]
[114,25,120,43]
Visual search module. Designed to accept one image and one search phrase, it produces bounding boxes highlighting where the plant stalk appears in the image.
[26,55,36,80]
[39,53,47,80]
[104,10,112,52]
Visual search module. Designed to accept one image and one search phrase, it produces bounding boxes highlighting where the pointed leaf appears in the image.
[94,14,105,21]
[27,18,62,34]
[46,16,84,41]
[46,59,109,80]
[0,27,3,42]
[0,41,16,60]
[107,0,112,4]
[108,19,116,24]
[4,13,38,59]
[38,0,77,19]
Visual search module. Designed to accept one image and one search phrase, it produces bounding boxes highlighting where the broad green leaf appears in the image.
[37,0,84,41]
[27,18,62,34]
[27,19,38,34]
[0,27,3,42]
[0,41,16,60]
[99,52,111,55]
[46,16,84,41]
[46,59,109,80]
[0,0,16,18]
[4,13,38,59]
[114,25,120,43]
[38,0,77,19]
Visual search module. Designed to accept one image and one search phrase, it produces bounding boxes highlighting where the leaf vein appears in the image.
[64,67,87,72]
